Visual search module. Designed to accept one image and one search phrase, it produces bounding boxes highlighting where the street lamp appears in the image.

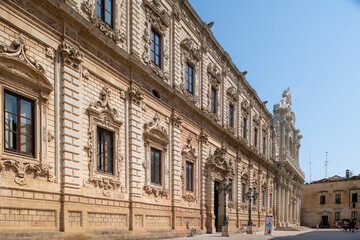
[245,187,258,234]
[220,177,232,237]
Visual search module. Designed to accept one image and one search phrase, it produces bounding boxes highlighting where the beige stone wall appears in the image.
[302,179,360,228]
[0,0,284,237]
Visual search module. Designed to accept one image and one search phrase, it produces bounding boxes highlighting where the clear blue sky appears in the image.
[189,0,360,182]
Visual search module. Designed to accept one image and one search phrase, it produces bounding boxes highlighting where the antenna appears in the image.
[309,146,312,183]
[325,152,329,178]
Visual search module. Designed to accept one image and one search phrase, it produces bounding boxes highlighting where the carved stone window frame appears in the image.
[85,84,123,196]
[226,86,238,133]
[81,0,126,45]
[0,34,55,186]
[181,135,198,203]
[142,0,170,82]
[143,113,170,199]
[207,63,221,121]
[179,38,201,106]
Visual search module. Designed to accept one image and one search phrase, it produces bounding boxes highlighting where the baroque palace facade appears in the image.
[0,0,304,238]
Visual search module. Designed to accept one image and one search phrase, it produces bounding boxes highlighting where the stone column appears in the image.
[282,186,285,226]
[171,112,182,230]
[285,187,289,226]
[277,183,281,226]
[128,85,144,230]
[59,41,84,232]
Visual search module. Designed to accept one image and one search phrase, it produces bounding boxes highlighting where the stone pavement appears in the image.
[165,229,360,240]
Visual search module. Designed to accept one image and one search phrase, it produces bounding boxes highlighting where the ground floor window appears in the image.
[335,212,341,221]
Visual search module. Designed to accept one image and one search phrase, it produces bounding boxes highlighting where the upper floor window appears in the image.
[228,179,233,201]
[151,29,161,67]
[243,117,247,139]
[96,0,113,28]
[186,161,194,192]
[263,137,266,155]
[186,63,194,94]
[335,194,341,204]
[253,188,257,205]
[320,195,326,204]
[229,104,234,128]
[151,147,161,184]
[254,128,258,147]
[262,191,265,207]
[97,127,113,174]
[4,91,34,157]
[242,183,246,203]
[211,87,217,114]
[352,193,358,203]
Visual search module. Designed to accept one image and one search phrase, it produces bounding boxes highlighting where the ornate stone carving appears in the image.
[142,0,170,81]
[143,184,169,198]
[227,86,238,103]
[45,47,55,59]
[128,86,144,106]
[59,41,83,70]
[180,38,201,61]
[200,132,208,144]
[82,68,89,79]
[181,135,198,202]
[0,34,45,73]
[0,159,56,186]
[207,62,221,88]
[91,84,118,117]
[206,147,234,177]
[85,85,123,196]
[81,1,125,44]
[171,113,182,128]
[144,113,169,143]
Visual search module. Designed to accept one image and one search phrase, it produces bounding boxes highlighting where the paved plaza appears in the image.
[166,229,360,240]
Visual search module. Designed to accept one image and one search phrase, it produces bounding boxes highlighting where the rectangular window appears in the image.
[151,148,161,184]
[262,191,265,207]
[229,104,234,128]
[228,179,233,201]
[151,29,161,67]
[352,193,358,202]
[254,128,258,147]
[243,117,247,139]
[270,193,272,207]
[263,137,266,155]
[211,87,217,114]
[352,211,358,220]
[335,194,341,204]
[242,183,246,203]
[186,161,194,192]
[320,195,326,204]
[4,91,34,156]
[186,64,194,94]
[253,188,256,205]
[96,0,113,27]
[335,212,341,221]
[97,127,113,173]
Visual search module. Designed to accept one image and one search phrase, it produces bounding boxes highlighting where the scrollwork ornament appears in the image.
[0,34,45,73]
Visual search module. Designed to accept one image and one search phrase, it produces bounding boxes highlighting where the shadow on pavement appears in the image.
[272,230,360,240]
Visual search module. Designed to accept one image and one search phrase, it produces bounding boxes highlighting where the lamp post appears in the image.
[220,177,232,237]
[245,187,258,234]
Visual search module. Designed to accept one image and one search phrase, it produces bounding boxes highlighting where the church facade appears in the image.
[0,0,303,238]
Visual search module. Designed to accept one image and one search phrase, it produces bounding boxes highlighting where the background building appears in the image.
[0,0,302,238]
[301,170,360,228]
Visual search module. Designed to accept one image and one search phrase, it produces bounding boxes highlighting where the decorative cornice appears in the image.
[180,38,201,61]
[227,86,238,103]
